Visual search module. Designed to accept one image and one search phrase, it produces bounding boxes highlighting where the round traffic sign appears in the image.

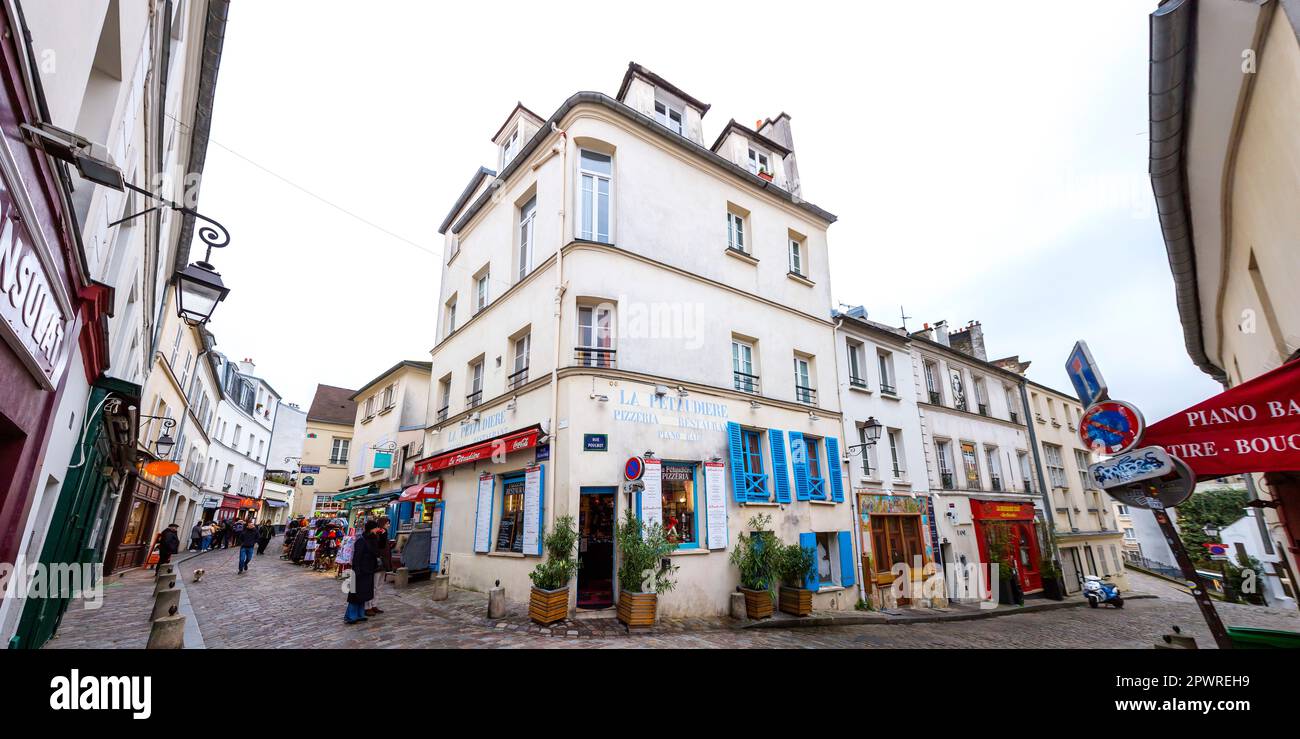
[624,456,645,481]
[1079,400,1145,455]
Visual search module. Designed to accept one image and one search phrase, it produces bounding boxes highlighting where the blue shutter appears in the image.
[789,431,811,501]
[535,464,546,555]
[825,437,845,503]
[800,532,819,590]
[768,429,792,503]
[726,422,746,504]
[838,530,856,588]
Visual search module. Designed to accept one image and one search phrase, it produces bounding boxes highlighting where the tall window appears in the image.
[846,340,866,388]
[960,441,980,489]
[436,378,451,421]
[518,195,536,280]
[655,99,683,135]
[1074,449,1093,490]
[1018,451,1033,492]
[726,210,745,252]
[857,424,878,476]
[741,428,765,480]
[877,351,895,394]
[446,295,457,336]
[974,378,988,415]
[382,383,395,409]
[510,333,530,389]
[1005,386,1020,422]
[887,429,905,480]
[577,305,614,367]
[986,446,1003,491]
[331,438,350,464]
[793,356,814,404]
[578,149,611,243]
[805,436,825,499]
[747,147,770,175]
[501,128,520,168]
[468,360,484,408]
[475,271,489,312]
[732,339,757,393]
[936,440,954,489]
[788,237,804,275]
[1044,444,1068,488]
[924,360,940,404]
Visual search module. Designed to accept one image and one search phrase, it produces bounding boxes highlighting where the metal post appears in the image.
[1153,509,1232,649]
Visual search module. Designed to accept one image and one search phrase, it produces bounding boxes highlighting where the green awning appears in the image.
[332,487,372,502]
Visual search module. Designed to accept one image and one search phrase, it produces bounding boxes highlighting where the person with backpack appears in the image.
[237,518,260,574]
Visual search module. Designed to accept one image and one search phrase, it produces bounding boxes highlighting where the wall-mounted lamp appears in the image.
[644,450,656,459]
[590,393,609,402]
[808,411,819,422]
[137,413,178,457]
[677,386,689,397]
[749,400,760,410]
[505,396,518,411]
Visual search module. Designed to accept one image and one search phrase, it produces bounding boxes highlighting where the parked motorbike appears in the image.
[1082,574,1123,608]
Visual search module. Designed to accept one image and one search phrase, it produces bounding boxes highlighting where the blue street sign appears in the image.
[583,433,608,452]
[1066,340,1108,408]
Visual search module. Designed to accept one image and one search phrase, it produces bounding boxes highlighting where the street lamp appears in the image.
[176,260,230,326]
[845,416,883,457]
[137,414,178,457]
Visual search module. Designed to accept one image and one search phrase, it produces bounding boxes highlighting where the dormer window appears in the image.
[654,99,684,136]
[747,147,771,177]
[501,128,521,168]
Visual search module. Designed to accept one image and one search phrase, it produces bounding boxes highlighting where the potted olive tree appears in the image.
[615,508,678,629]
[729,514,779,619]
[1039,556,1065,601]
[528,515,579,625]
[776,541,817,617]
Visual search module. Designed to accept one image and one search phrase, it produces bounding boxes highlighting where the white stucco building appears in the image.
[201,357,280,521]
[337,360,431,515]
[412,62,855,618]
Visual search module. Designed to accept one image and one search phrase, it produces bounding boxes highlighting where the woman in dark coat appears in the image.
[345,521,381,624]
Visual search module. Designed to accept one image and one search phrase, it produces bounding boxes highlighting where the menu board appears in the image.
[474,474,494,553]
[428,505,443,572]
[522,465,543,555]
[704,462,728,549]
[641,459,663,530]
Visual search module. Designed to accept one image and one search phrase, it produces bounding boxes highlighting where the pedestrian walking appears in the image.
[200,522,213,551]
[189,521,203,552]
[157,524,180,566]
[366,516,393,617]
[256,520,273,555]
[345,520,381,624]
[237,518,260,574]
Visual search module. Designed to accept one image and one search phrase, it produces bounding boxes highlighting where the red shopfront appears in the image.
[971,499,1043,594]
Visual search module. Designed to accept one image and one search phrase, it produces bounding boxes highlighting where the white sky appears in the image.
[196,0,1223,418]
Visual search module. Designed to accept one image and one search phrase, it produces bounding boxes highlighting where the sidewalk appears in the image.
[43,556,206,649]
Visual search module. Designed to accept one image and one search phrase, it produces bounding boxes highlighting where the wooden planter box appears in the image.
[757,171,774,182]
[740,587,773,619]
[779,586,813,617]
[617,590,658,629]
[529,586,569,625]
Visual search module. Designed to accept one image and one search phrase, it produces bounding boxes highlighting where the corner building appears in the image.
[414,63,857,617]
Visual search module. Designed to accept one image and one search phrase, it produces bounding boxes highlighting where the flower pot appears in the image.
[740,587,774,619]
[778,586,813,617]
[1041,575,1065,601]
[529,586,569,625]
[757,171,774,182]
[997,576,1015,605]
[617,590,657,629]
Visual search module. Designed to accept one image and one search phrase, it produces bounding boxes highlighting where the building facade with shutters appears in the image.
[411,62,856,618]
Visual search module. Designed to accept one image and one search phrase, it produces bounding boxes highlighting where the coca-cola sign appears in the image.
[0,175,72,389]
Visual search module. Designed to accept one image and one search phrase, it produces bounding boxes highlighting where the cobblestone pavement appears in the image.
[167,539,1300,648]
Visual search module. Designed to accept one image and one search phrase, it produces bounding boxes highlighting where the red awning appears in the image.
[413,427,541,474]
[1143,358,1300,478]
[399,480,443,502]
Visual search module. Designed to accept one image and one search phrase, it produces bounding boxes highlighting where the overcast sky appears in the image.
[196,0,1222,418]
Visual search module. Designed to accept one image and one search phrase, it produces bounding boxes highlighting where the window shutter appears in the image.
[726,422,746,504]
[768,429,792,503]
[789,431,811,501]
[800,532,819,590]
[825,437,845,503]
[838,530,856,588]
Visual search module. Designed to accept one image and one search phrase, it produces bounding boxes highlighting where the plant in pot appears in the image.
[1039,556,1065,601]
[614,508,678,629]
[528,514,579,625]
[756,166,774,182]
[728,513,780,619]
[775,540,817,617]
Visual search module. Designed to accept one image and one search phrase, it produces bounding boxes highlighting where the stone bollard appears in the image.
[150,589,182,622]
[155,563,175,577]
[153,575,177,595]
[394,567,410,589]
[487,586,506,619]
[430,574,449,601]
[729,591,746,619]
[146,614,186,649]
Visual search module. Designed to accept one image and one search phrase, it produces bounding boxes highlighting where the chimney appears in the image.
[238,357,256,375]
[948,321,987,361]
[933,320,950,347]
[757,113,800,198]
[846,305,867,319]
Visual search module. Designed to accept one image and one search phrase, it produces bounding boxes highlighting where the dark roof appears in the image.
[307,384,358,425]
[449,93,835,235]
[616,61,711,115]
[491,101,545,142]
[833,310,909,344]
[437,167,497,235]
[709,119,792,157]
[350,360,433,400]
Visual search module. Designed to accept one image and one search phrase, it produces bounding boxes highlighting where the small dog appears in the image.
[192,568,206,583]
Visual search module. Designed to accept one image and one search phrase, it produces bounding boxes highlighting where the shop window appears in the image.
[800,531,856,590]
[660,462,698,548]
[496,475,526,553]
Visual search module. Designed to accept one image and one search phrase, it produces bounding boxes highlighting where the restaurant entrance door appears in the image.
[577,487,616,610]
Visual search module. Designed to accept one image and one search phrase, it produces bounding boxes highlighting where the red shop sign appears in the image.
[1143,358,1300,479]
[399,480,443,502]
[969,500,1036,521]
[413,428,540,474]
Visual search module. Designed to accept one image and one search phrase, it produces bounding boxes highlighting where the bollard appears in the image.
[146,614,186,649]
[150,589,182,622]
[153,576,177,595]
[487,587,506,619]
[430,574,449,601]
[394,567,410,589]
[729,592,746,620]
[155,563,175,577]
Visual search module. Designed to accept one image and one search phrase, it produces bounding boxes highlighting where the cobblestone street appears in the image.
[116,539,1294,649]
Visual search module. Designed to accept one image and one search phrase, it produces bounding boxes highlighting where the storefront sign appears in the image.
[1065,340,1108,407]
[0,180,73,390]
[473,473,494,553]
[300,465,321,474]
[1078,399,1144,455]
[1142,358,1300,478]
[1088,446,1173,488]
[414,427,540,474]
[399,480,442,502]
[522,465,544,555]
[641,459,662,529]
[704,462,727,549]
[969,499,1035,521]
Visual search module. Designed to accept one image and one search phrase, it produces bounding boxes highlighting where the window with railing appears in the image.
[467,361,484,409]
[795,384,817,405]
[466,390,483,409]
[575,347,616,368]
[877,350,896,395]
[846,339,866,389]
[510,333,530,389]
[577,305,615,367]
[436,405,449,423]
[794,356,815,405]
[732,339,758,394]
[739,428,769,501]
[733,371,760,394]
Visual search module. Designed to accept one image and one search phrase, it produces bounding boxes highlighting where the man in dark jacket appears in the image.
[189,521,203,551]
[237,519,260,574]
[157,524,180,566]
[345,521,381,624]
[256,521,274,555]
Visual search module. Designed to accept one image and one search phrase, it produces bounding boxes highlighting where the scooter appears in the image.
[1082,574,1124,608]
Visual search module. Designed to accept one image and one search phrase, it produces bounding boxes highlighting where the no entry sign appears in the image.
[1079,400,1145,455]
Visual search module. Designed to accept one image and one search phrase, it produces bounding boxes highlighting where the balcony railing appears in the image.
[809,476,826,500]
[955,400,968,412]
[991,475,1003,492]
[733,371,761,395]
[466,390,483,409]
[891,466,903,480]
[928,390,941,405]
[795,385,817,405]
[328,457,348,465]
[859,461,873,477]
[1009,411,1020,424]
[849,375,867,390]
[740,471,769,501]
[507,366,529,390]
[435,405,449,423]
[880,382,896,396]
[939,471,955,490]
[977,403,989,417]
[575,347,616,368]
